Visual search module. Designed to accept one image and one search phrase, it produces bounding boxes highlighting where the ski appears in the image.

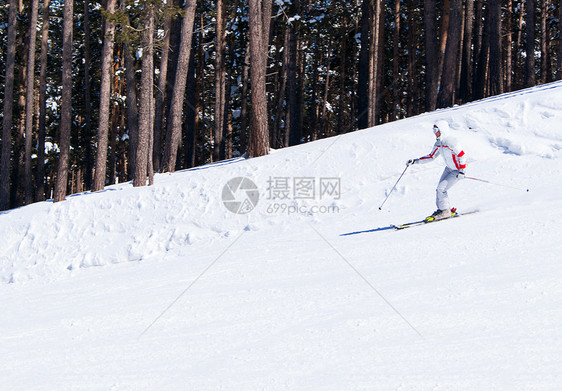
[340,210,478,236]
[392,209,478,230]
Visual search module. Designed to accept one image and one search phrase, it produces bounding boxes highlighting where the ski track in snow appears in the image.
[1,82,562,390]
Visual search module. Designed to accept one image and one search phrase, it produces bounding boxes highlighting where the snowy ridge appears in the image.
[1,82,562,390]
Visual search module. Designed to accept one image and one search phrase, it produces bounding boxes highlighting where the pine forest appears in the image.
[1,0,561,210]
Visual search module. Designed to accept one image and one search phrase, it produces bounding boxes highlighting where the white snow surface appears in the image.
[2,82,562,390]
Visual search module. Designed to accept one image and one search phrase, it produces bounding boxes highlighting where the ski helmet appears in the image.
[433,120,450,137]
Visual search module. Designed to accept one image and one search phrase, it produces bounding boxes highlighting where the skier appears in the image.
[407,120,467,221]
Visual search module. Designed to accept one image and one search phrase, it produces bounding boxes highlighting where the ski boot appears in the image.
[425,208,455,222]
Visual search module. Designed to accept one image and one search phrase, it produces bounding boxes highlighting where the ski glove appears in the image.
[457,171,465,179]
[407,159,418,166]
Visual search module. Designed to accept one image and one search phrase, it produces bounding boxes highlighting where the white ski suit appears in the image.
[416,122,467,210]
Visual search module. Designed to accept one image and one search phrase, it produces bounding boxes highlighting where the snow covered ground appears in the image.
[1,82,562,390]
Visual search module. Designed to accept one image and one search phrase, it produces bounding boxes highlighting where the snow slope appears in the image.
[1,82,562,390]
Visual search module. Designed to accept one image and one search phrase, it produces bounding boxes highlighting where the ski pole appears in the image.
[464,176,529,192]
[379,164,410,210]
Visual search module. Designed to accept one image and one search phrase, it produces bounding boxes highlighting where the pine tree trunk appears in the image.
[558,0,562,79]
[92,0,117,192]
[321,43,333,136]
[0,0,18,210]
[514,0,525,89]
[337,14,348,133]
[437,0,462,108]
[309,48,319,141]
[247,0,273,157]
[185,45,197,168]
[240,45,250,153]
[213,0,226,162]
[224,59,233,159]
[36,0,50,201]
[368,0,384,126]
[474,4,490,100]
[459,0,474,101]
[505,0,513,91]
[489,0,503,96]
[162,0,198,173]
[472,0,483,85]
[286,24,300,146]
[423,0,439,111]
[124,43,139,180]
[53,0,74,203]
[23,0,39,205]
[358,0,370,129]
[392,0,400,119]
[539,0,548,83]
[275,29,288,148]
[83,0,92,191]
[406,0,417,115]
[164,1,182,149]
[525,0,536,87]
[134,7,154,187]
[147,105,154,186]
[153,10,171,173]
[13,44,27,208]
